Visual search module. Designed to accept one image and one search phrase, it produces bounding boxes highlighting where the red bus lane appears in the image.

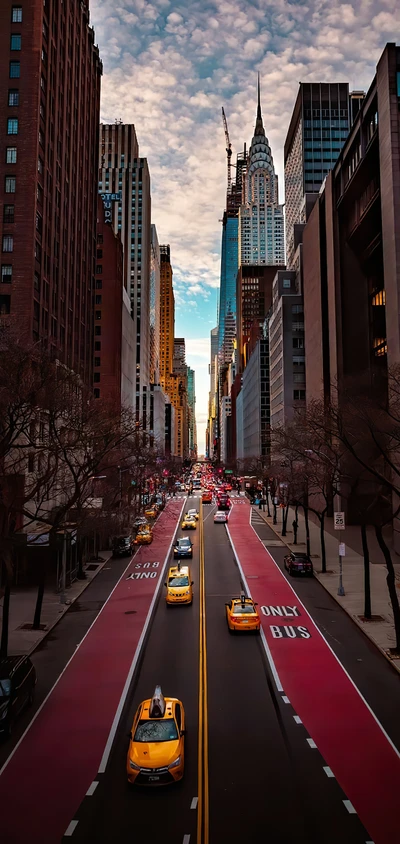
[228,500,400,844]
[0,498,184,844]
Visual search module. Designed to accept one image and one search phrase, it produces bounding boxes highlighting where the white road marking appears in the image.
[247,516,400,761]
[183,836,191,843]
[190,797,198,809]
[293,715,302,724]
[86,781,99,796]
[343,800,357,814]
[64,821,79,836]
[307,738,317,749]
[203,506,217,523]
[282,695,290,704]
[98,499,186,774]
[226,524,284,692]
[323,766,335,778]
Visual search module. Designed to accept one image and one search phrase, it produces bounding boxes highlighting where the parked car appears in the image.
[144,504,158,519]
[0,655,37,738]
[284,552,313,576]
[112,534,134,557]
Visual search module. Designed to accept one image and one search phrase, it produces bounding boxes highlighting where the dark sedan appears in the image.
[284,552,313,576]
[173,537,193,559]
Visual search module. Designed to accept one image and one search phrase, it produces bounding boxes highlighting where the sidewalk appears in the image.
[253,504,400,671]
[0,549,114,656]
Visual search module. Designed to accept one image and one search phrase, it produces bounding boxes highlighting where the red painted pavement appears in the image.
[228,499,400,844]
[0,499,184,844]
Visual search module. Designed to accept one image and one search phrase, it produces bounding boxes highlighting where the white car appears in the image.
[214,510,228,524]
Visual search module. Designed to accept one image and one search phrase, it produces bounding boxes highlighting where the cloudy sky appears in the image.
[90,0,399,454]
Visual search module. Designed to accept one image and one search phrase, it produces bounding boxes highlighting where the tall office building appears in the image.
[99,123,151,418]
[206,326,218,459]
[284,82,351,270]
[187,367,197,458]
[159,244,174,389]
[0,0,102,385]
[218,150,247,366]
[149,224,160,385]
[159,247,189,458]
[239,80,285,268]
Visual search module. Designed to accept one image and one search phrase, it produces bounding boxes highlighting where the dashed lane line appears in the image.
[190,797,198,809]
[282,695,290,704]
[323,767,335,778]
[307,738,317,749]
[293,715,302,724]
[64,821,78,837]
[183,836,191,844]
[85,781,98,796]
[343,800,357,814]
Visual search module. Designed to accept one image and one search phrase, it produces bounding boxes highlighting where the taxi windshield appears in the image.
[0,679,11,698]
[134,718,178,742]
[233,604,255,614]
[169,576,189,587]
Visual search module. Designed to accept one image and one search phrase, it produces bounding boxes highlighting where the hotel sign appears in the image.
[100,192,121,224]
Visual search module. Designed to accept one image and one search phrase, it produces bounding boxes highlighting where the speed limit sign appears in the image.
[334,512,345,530]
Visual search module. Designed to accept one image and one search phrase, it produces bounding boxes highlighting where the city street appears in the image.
[1,493,399,842]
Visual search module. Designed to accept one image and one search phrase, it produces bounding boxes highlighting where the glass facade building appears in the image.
[218,214,239,364]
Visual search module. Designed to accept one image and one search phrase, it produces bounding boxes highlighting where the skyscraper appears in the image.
[98,123,151,417]
[218,149,247,366]
[149,225,160,386]
[239,79,285,267]
[187,367,197,458]
[284,82,351,270]
[0,0,102,385]
[159,244,174,390]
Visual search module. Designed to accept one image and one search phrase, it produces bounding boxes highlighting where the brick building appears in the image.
[0,0,102,385]
[93,198,123,409]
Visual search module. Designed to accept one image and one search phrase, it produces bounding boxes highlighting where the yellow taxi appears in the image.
[165,563,193,605]
[127,686,185,785]
[225,594,261,633]
[134,526,153,545]
[144,504,158,519]
[181,514,197,530]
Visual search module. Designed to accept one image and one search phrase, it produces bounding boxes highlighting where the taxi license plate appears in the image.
[149,775,160,782]
[242,620,248,623]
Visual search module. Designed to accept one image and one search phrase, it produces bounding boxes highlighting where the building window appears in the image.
[293,389,305,400]
[95,310,101,320]
[95,264,102,274]
[10,34,21,51]
[94,357,101,367]
[95,326,101,336]
[283,278,291,288]
[7,118,18,135]
[97,233,103,244]
[94,388,100,399]
[3,205,14,223]
[94,372,100,383]
[5,176,16,193]
[94,341,101,351]
[8,89,19,106]
[0,295,11,315]
[293,338,304,349]
[12,7,23,22]
[9,61,20,78]
[2,236,13,253]
[1,265,12,283]
[38,157,43,174]
[96,249,103,259]
[6,147,17,164]
[95,280,102,289]
[95,295,102,305]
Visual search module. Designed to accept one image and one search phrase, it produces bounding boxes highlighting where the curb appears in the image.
[252,506,400,676]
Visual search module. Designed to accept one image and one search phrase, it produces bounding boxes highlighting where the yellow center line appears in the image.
[197,499,209,844]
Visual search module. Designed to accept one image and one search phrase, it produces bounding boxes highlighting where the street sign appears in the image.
[339,543,346,556]
[334,511,345,530]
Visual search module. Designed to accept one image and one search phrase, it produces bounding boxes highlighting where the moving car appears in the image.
[181,514,197,530]
[112,534,134,557]
[0,656,37,738]
[165,563,193,605]
[202,491,212,503]
[214,510,228,523]
[186,508,199,521]
[284,552,313,576]
[127,686,185,785]
[173,537,193,559]
[144,504,158,519]
[134,526,153,545]
[225,595,260,633]
[216,494,231,511]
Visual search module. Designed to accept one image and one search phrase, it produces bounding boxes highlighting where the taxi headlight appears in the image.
[129,760,140,770]
[168,756,181,769]
[185,590,190,595]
